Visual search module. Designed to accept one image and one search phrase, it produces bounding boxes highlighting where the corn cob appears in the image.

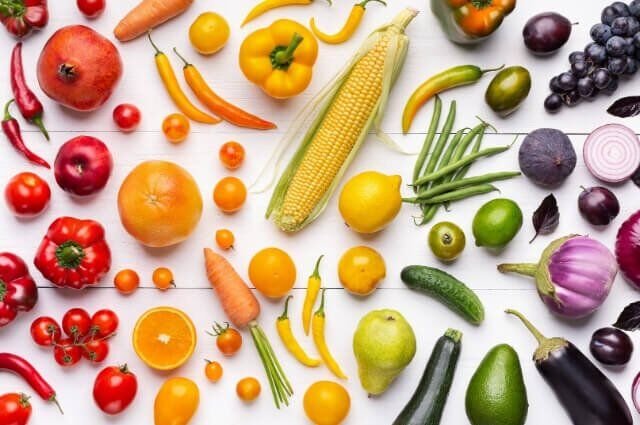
[256,8,418,232]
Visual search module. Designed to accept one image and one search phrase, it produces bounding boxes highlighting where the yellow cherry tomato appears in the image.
[338,245,386,296]
[236,377,261,402]
[189,12,230,55]
[113,269,140,294]
[213,177,247,213]
[248,247,296,298]
[154,377,200,425]
[152,267,175,290]
[215,229,235,250]
[219,141,245,170]
[304,381,351,425]
[204,360,223,382]
[162,113,190,144]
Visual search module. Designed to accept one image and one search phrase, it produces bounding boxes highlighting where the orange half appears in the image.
[132,306,197,371]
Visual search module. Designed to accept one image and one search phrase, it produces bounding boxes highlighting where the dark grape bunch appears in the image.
[545,1,640,112]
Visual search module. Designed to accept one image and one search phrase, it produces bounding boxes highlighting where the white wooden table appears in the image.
[0,1,638,424]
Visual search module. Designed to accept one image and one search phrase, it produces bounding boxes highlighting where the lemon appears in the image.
[338,171,402,234]
[338,246,386,296]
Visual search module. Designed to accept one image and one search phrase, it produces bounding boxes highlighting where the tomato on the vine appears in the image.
[0,393,32,425]
[208,322,242,356]
[219,141,245,170]
[76,0,106,18]
[82,339,110,363]
[113,104,141,133]
[30,316,61,346]
[4,172,51,218]
[91,309,119,338]
[62,308,92,338]
[54,338,82,366]
[93,365,138,415]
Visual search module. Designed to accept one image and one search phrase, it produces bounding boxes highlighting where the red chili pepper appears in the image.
[0,252,38,328]
[11,43,48,140]
[0,0,48,38]
[0,353,62,413]
[34,217,111,289]
[2,99,50,168]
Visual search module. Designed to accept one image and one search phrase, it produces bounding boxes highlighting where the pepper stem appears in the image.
[481,64,505,75]
[471,0,493,8]
[50,395,64,415]
[357,0,386,8]
[147,32,162,55]
[3,99,15,121]
[32,116,49,141]
[278,296,292,320]
[271,33,304,70]
[54,241,85,269]
[497,263,538,277]
[0,1,24,17]
[172,47,191,68]
[315,289,326,317]
[310,255,324,279]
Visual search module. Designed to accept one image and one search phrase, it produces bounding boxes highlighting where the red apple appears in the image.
[54,136,113,197]
[37,25,122,112]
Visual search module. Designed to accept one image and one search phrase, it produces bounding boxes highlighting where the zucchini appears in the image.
[393,328,462,425]
[400,265,484,325]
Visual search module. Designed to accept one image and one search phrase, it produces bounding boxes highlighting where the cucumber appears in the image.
[400,265,484,325]
[393,328,462,425]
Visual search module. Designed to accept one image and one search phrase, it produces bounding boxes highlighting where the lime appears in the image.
[472,198,523,248]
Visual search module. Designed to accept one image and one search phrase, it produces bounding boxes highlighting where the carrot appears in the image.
[204,248,260,329]
[114,0,194,42]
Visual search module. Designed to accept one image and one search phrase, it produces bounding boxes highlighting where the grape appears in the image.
[602,6,618,25]
[611,2,631,17]
[586,42,608,63]
[608,56,628,74]
[611,16,629,35]
[571,61,590,77]
[625,37,636,55]
[577,77,596,97]
[626,16,640,35]
[625,57,638,74]
[557,72,577,90]
[633,32,640,48]
[591,23,613,43]
[562,90,581,106]
[592,68,613,89]
[544,94,563,112]
[604,76,619,93]
[606,36,628,56]
[549,76,566,93]
[569,51,586,64]
[630,0,640,17]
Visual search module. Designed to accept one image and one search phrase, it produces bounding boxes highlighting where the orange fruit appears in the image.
[213,177,246,213]
[248,247,296,298]
[118,160,203,247]
[132,306,196,371]
[304,381,351,425]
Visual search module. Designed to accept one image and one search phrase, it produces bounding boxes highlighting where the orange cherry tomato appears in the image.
[215,229,235,250]
[152,267,175,290]
[113,269,140,294]
[219,141,245,170]
[213,177,246,213]
[162,113,190,144]
[207,322,242,356]
[236,377,261,402]
[204,360,223,382]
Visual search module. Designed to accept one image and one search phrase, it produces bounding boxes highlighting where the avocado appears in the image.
[465,344,528,425]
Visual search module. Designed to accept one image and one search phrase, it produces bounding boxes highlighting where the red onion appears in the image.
[633,372,640,414]
[583,124,640,183]
[498,235,617,318]
[616,210,640,290]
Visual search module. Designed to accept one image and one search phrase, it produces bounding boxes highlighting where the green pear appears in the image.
[353,309,416,395]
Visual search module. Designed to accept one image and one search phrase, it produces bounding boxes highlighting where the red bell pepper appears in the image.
[0,0,48,38]
[34,217,111,290]
[0,252,38,327]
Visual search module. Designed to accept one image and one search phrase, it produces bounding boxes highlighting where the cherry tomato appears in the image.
[82,339,110,363]
[219,141,245,170]
[152,267,175,290]
[93,365,138,415]
[0,393,32,425]
[213,177,246,213]
[236,377,261,402]
[208,322,242,356]
[215,229,235,250]
[62,308,92,338]
[91,309,119,338]
[112,104,141,133]
[76,0,105,18]
[30,316,61,346]
[162,113,190,144]
[113,269,140,294]
[204,360,223,382]
[4,172,51,218]
[54,338,82,366]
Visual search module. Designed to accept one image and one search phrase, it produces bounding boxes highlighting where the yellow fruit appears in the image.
[154,377,200,425]
[248,247,296,298]
[338,171,402,234]
[189,12,230,55]
[304,381,351,425]
[132,307,196,371]
[338,246,385,296]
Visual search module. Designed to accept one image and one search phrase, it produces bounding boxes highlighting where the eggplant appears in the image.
[506,309,632,425]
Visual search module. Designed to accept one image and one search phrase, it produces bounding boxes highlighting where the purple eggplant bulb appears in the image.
[590,327,633,366]
[498,235,618,318]
[578,186,620,226]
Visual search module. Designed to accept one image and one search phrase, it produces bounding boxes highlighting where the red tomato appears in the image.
[62,308,92,338]
[54,338,82,366]
[30,316,61,346]
[219,141,245,170]
[0,393,32,425]
[162,113,190,144]
[93,365,138,415]
[112,104,141,133]
[91,309,119,338]
[76,0,106,18]
[83,339,110,363]
[4,172,51,218]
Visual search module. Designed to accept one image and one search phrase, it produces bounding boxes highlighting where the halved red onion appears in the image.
[616,210,640,290]
[633,371,640,413]
[583,124,640,183]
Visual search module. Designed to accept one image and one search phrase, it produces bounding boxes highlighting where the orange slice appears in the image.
[132,306,196,371]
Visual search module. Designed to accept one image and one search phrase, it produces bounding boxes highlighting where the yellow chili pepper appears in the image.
[242,0,330,27]
[312,289,347,379]
[302,255,323,335]
[276,296,321,367]
[147,33,220,124]
[310,0,386,44]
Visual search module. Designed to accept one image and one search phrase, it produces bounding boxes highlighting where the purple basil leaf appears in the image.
[607,96,640,118]
[613,302,640,331]
[530,194,559,243]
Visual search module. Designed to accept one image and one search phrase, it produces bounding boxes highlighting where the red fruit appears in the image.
[77,0,106,18]
[91,309,118,338]
[62,308,92,338]
[83,339,110,363]
[30,316,61,346]
[54,136,113,197]
[0,393,32,425]
[93,365,138,415]
[37,25,122,112]
[113,104,141,133]
[4,172,51,218]
[54,338,82,366]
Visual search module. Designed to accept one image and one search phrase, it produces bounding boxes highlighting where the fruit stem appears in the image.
[497,263,537,277]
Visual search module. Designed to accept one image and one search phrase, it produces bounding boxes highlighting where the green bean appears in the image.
[412,96,442,187]
[405,171,521,202]
[422,100,456,178]
[454,128,486,181]
[411,184,500,205]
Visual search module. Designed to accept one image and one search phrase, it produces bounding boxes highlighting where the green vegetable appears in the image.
[400,265,485,325]
[406,171,521,202]
[418,184,499,204]
[392,328,462,425]
[428,221,466,262]
[485,66,532,117]
[423,101,456,180]
[413,96,443,188]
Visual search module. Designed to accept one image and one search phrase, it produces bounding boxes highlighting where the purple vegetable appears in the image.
[589,327,633,366]
[615,210,640,289]
[578,186,620,226]
[633,372,640,414]
[498,235,617,318]
[583,124,640,183]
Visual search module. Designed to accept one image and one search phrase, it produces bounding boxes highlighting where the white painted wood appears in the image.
[0,0,638,424]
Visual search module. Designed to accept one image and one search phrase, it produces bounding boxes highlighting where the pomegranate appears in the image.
[37,25,122,112]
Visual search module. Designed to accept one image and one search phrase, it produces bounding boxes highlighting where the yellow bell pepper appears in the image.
[239,19,318,99]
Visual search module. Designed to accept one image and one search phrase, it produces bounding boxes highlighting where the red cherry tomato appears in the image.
[93,365,138,415]
[30,316,61,346]
[91,309,119,338]
[62,308,92,338]
[112,104,141,133]
[76,0,106,18]
[0,393,32,425]
[54,338,82,367]
[4,172,51,218]
[219,141,245,170]
[83,339,110,363]
[162,113,190,144]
